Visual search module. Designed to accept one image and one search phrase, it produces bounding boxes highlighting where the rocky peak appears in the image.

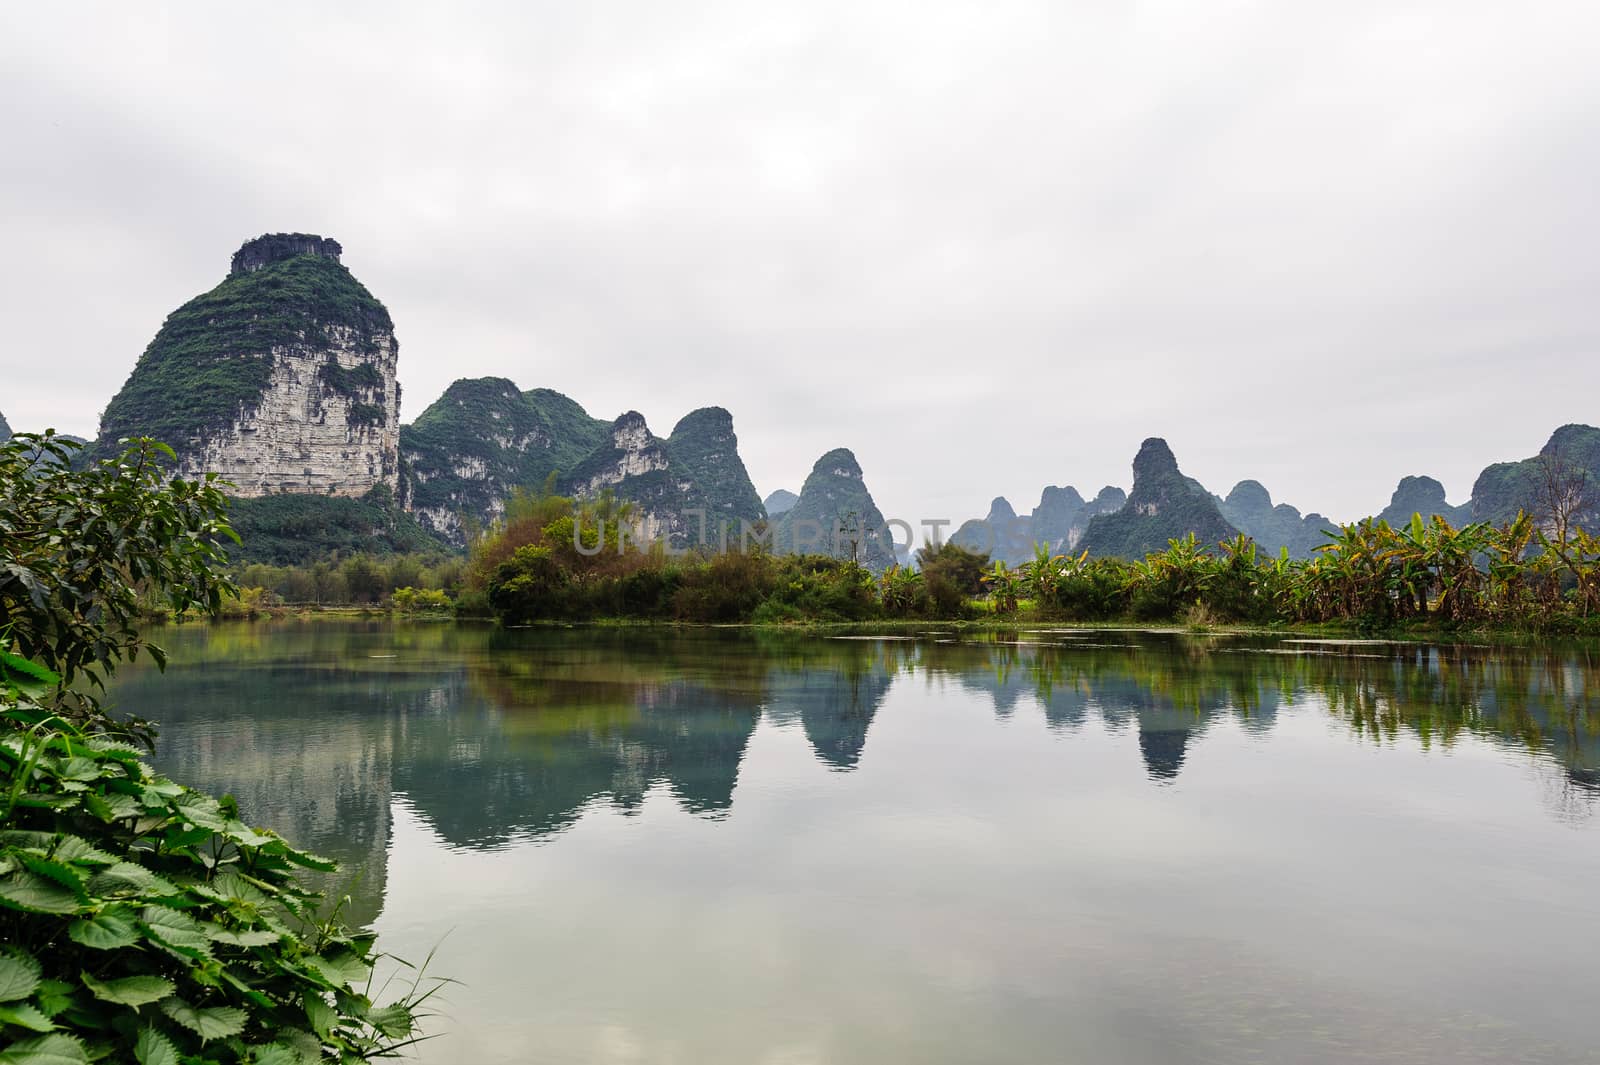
[987,496,1017,522]
[1224,479,1274,516]
[1091,486,1127,510]
[1390,475,1449,512]
[764,489,799,517]
[1078,438,1239,558]
[1038,485,1085,511]
[610,411,656,453]
[817,447,864,481]
[670,406,735,442]
[1132,437,1180,483]
[775,447,895,571]
[1538,424,1600,473]
[229,233,343,277]
[1378,474,1471,527]
[98,232,399,499]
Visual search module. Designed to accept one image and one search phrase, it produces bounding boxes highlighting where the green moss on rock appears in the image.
[98,252,392,449]
[1079,438,1239,558]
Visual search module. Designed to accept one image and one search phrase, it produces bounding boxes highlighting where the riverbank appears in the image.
[150,604,1600,648]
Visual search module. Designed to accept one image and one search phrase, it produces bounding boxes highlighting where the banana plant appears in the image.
[1022,544,1066,603]
[982,560,1022,614]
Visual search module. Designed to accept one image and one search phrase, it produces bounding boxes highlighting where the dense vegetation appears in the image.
[98,255,392,451]
[0,434,436,1062]
[458,474,1600,634]
[475,509,978,625]
[228,554,464,612]
[224,487,444,566]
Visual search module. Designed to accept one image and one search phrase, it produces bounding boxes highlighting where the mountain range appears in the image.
[40,231,1600,569]
[85,233,898,567]
[953,425,1599,564]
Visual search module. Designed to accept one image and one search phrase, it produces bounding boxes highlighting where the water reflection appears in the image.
[104,623,1600,1064]
[107,625,1600,901]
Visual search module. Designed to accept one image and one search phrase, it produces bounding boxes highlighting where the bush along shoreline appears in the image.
[1,433,442,1063]
[31,428,1598,639]
[455,489,1600,636]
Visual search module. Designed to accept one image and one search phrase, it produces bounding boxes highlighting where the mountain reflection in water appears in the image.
[109,623,1599,931]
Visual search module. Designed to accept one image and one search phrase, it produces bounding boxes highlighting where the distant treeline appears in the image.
[459,489,1600,632]
[215,486,1600,634]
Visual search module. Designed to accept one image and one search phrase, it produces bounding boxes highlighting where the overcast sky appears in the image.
[3,1,1597,526]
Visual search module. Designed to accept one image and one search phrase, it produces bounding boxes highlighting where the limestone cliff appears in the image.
[0,410,10,442]
[97,233,400,497]
[773,448,896,571]
[665,407,766,531]
[561,411,688,542]
[401,379,607,541]
[1078,438,1239,558]
[403,380,766,547]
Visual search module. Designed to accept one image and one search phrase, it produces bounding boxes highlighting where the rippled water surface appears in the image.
[109,623,1600,1064]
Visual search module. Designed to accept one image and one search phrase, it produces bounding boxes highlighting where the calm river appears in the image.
[108,622,1600,1064]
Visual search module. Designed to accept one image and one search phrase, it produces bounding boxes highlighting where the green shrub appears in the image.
[487,546,571,623]
[0,656,437,1064]
[391,587,452,614]
[1,434,440,1062]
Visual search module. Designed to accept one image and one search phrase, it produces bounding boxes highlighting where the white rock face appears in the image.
[580,417,670,495]
[175,325,400,497]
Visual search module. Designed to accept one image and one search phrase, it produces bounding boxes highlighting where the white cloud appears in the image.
[2,0,1596,523]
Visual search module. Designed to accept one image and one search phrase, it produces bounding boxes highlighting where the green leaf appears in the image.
[222,820,275,849]
[43,835,117,867]
[162,825,213,852]
[303,949,368,991]
[133,1027,180,1065]
[303,993,335,1038]
[271,1029,322,1065]
[82,736,145,761]
[0,650,60,700]
[0,1033,88,1065]
[206,926,282,948]
[81,791,140,822]
[173,794,227,832]
[0,870,82,915]
[139,907,213,959]
[194,872,272,909]
[245,1045,301,1065]
[365,1002,415,1039]
[13,855,87,904]
[56,757,101,783]
[80,971,174,1007]
[0,1001,54,1032]
[158,997,246,1042]
[32,981,75,1020]
[88,862,181,899]
[67,905,139,950]
[0,947,42,1002]
[275,844,338,872]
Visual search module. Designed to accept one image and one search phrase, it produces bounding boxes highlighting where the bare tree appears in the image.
[1532,448,1596,551]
